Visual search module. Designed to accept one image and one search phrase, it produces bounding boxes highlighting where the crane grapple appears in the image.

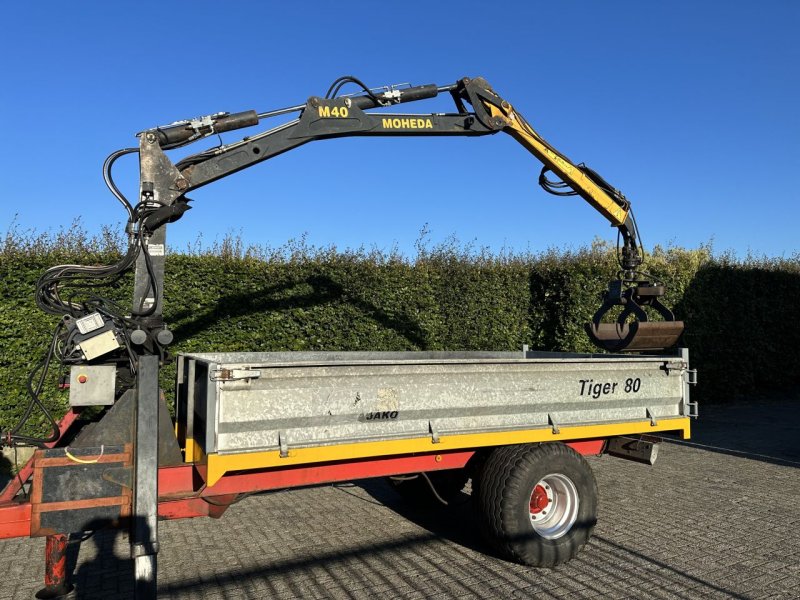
[586,281,684,352]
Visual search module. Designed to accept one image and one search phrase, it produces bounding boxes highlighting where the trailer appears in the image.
[0,347,695,597]
[0,75,695,597]
[176,349,695,485]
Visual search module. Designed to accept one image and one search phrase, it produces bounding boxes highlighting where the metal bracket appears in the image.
[646,407,658,427]
[211,368,261,382]
[548,414,560,435]
[660,361,683,375]
[428,421,441,444]
[607,435,660,465]
[685,399,699,419]
[685,369,698,385]
[188,113,223,137]
[131,540,160,558]
[278,431,289,458]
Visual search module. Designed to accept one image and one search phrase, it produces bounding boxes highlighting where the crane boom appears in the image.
[37,75,684,358]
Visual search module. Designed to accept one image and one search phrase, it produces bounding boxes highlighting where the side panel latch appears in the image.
[210,368,262,382]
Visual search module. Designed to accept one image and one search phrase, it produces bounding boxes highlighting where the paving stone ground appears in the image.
[1,396,798,599]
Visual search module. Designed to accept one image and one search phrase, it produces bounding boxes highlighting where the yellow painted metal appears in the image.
[202,417,691,486]
[486,103,629,226]
[183,437,200,463]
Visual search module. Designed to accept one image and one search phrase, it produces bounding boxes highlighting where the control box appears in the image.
[68,365,116,406]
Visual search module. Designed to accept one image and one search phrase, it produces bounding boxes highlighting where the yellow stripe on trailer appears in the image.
[201,417,691,486]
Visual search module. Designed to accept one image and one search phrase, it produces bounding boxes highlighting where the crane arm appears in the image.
[155,77,644,274]
[39,75,682,355]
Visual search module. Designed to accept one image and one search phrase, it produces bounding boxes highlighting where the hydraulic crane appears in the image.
[1,76,690,598]
[35,75,683,365]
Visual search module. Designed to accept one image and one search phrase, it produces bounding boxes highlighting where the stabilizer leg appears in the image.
[35,534,74,599]
[132,355,159,599]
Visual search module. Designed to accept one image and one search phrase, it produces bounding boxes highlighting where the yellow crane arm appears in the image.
[452,77,682,351]
[125,75,684,352]
[486,102,629,227]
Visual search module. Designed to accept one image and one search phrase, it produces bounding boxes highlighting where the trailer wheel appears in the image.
[476,442,597,567]
[388,468,470,507]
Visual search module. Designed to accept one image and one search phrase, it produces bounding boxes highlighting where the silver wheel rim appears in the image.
[528,473,579,540]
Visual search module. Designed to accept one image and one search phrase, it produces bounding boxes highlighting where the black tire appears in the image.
[387,468,470,507]
[475,442,598,567]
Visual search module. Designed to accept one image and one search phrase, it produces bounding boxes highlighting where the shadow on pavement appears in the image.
[159,528,457,598]
[591,536,748,600]
[355,479,748,600]
[57,476,755,599]
[354,478,493,555]
[673,395,800,467]
[61,528,132,599]
[62,522,137,599]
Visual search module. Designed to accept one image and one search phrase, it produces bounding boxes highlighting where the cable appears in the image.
[21,358,60,445]
[324,75,384,105]
[34,142,163,319]
[539,166,579,196]
[8,322,63,438]
[65,445,104,464]
[419,472,450,506]
[103,148,138,221]
[131,240,158,317]
[7,137,174,447]
[7,321,63,446]
[34,197,164,321]
[35,242,140,316]
[511,108,631,212]
[14,445,28,500]
[539,163,630,212]
[510,106,648,278]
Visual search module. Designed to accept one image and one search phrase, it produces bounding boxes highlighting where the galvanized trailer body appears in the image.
[176,349,695,485]
[0,348,695,592]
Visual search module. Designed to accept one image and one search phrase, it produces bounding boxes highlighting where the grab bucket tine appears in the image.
[586,321,685,353]
[585,278,684,352]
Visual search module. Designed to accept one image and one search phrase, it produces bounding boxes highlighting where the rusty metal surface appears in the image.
[30,445,132,537]
[0,409,82,505]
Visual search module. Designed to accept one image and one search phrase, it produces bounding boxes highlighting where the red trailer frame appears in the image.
[0,410,607,595]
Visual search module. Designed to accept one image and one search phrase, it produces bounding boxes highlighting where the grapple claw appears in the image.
[586,280,684,352]
[587,321,685,353]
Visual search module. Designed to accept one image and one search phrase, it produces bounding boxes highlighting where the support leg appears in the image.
[132,355,159,599]
[35,534,73,599]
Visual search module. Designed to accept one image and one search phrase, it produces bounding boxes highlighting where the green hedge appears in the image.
[2,231,799,436]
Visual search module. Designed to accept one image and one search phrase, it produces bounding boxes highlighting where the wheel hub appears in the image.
[529,484,550,514]
[528,473,579,540]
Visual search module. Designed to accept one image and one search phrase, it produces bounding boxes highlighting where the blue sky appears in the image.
[1,1,798,257]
